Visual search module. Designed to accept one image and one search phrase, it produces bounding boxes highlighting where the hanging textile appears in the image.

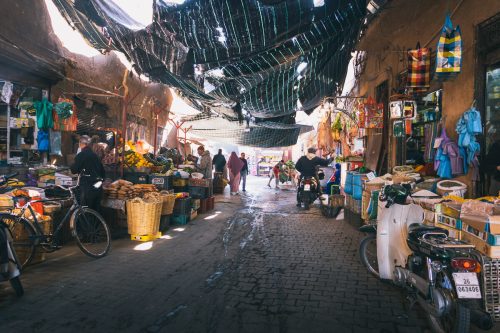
[55,98,74,119]
[53,103,78,131]
[34,98,54,129]
[436,15,462,79]
[37,130,50,152]
[456,106,482,167]
[407,46,431,92]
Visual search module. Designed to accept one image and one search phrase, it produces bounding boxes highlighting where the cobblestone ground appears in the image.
[0,177,495,332]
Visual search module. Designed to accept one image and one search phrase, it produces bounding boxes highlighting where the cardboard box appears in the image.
[436,213,462,230]
[441,202,461,219]
[461,232,500,259]
[461,215,500,234]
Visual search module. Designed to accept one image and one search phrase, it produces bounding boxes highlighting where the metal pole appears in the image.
[120,70,129,178]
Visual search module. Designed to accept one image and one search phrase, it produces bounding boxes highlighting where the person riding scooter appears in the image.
[295,147,333,206]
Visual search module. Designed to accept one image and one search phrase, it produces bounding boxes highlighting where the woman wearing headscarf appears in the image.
[227,152,244,195]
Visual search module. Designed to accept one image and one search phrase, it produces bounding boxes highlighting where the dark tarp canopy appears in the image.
[53,0,365,147]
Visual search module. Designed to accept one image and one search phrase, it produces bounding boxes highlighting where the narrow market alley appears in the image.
[0,176,431,333]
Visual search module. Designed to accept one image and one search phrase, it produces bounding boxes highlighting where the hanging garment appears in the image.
[34,98,54,129]
[407,47,431,91]
[436,15,462,79]
[456,107,482,167]
[55,99,74,119]
[442,141,463,176]
[53,106,78,131]
[37,130,50,152]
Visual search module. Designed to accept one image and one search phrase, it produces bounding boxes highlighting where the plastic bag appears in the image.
[436,15,462,78]
[49,129,62,156]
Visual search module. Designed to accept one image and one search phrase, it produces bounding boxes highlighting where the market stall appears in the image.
[99,141,217,241]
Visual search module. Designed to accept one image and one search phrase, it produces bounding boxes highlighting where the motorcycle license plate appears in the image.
[304,184,311,191]
[452,272,481,299]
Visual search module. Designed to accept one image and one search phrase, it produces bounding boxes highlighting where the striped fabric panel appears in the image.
[407,48,431,89]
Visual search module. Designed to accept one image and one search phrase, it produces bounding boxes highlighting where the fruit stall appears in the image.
[100,140,216,241]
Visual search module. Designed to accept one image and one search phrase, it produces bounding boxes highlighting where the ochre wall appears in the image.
[356,0,500,191]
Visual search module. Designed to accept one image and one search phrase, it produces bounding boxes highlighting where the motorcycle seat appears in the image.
[407,224,448,242]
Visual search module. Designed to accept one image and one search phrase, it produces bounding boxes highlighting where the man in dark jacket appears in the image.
[295,147,333,206]
[239,152,249,192]
[71,135,105,211]
[212,149,226,173]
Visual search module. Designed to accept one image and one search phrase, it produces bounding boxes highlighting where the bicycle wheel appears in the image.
[72,208,110,258]
[2,215,36,268]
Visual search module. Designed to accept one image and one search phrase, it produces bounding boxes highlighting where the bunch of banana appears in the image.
[124,150,153,168]
[4,179,25,187]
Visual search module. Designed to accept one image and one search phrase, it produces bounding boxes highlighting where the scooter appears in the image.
[359,184,493,333]
[297,168,324,210]
[0,173,24,296]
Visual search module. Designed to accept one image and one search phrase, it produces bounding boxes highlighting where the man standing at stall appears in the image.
[70,135,105,212]
[212,149,226,176]
[196,146,213,179]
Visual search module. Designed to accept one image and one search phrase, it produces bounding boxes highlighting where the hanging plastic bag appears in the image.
[1,81,13,104]
[436,15,462,79]
[407,44,431,91]
[49,129,62,156]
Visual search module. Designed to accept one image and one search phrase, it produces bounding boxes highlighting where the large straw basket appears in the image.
[126,197,162,235]
[160,191,176,215]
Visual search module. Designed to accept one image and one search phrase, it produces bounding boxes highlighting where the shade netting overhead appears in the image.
[53,0,366,147]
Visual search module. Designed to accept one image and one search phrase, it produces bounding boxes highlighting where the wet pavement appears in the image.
[0,176,491,332]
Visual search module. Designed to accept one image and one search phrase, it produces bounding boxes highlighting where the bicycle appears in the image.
[1,171,111,268]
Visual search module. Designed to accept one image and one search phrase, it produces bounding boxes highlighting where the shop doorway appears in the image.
[375,80,388,174]
[476,13,500,195]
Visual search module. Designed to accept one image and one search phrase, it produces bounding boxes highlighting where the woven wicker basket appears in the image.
[126,197,162,235]
[160,192,176,215]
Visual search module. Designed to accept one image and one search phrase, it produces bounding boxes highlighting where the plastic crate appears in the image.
[188,186,209,199]
[207,196,215,211]
[174,197,191,215]
[173,185,188,193]
[160,215,170,232]
[171,214,189,225]
[188,178,211,187]
[124,172,148,184]
[148,175,173,190]
[199,198,208,214]
[173,178,188,187]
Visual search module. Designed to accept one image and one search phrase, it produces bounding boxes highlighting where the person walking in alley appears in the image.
[267,160,284,189]
[239,152,249,192]
[196,146,212,179]
[227,152,244,195]
[212,149,226,175]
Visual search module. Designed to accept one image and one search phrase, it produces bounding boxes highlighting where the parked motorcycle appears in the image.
[359,184,493,333]
[0,173,24,296]
[297,168,324,210]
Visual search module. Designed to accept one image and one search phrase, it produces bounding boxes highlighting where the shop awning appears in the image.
[52,0,366,147]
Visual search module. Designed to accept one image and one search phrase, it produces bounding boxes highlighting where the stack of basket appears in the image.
[160,191,175,216]
[126,193,162,237]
